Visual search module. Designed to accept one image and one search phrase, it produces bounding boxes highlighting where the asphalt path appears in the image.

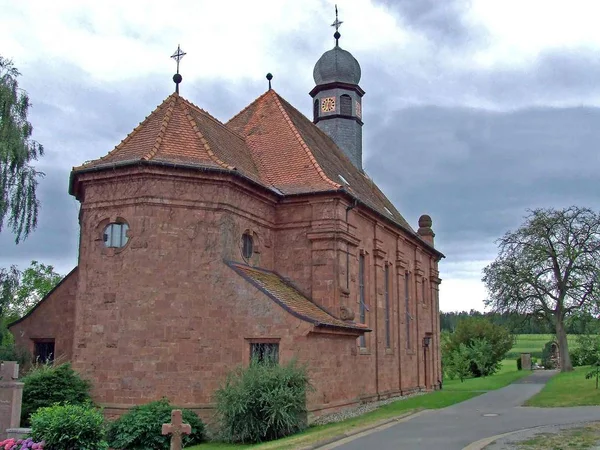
[325,371,600,450]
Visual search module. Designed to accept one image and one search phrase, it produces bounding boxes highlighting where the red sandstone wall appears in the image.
[70,167,441,420]
[9,268,78,362]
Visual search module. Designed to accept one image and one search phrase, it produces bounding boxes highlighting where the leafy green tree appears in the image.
[444,317,513,377]
[446,343,472,382]
[10,260,62,317]
[0,56,45,243]
[483,207,600,372]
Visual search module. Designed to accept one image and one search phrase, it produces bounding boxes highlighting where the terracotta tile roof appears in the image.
[227,90,414,232]
[227,262,369,332]
[73,93,263,186]
[73,89,416,236]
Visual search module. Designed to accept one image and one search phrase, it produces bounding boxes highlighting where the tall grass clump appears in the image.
[214,359,311,444]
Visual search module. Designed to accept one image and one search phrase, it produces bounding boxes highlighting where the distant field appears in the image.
[506,334,579,360]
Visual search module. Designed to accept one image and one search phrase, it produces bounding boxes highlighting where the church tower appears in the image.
[310,8,364,170]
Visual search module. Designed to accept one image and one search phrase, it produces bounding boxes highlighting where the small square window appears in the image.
[34,340,55,364]
[250,343,279,364]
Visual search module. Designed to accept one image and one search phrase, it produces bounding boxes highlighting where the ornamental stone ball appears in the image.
[418,214,433,229]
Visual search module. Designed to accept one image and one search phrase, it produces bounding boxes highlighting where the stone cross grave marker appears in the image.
[162,409,191,450]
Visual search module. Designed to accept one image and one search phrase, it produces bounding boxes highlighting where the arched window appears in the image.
[340,94,352,116]
[313,99,319,121]
[103,222,129,248]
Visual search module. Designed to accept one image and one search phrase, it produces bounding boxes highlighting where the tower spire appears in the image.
[170,45,186,94]
[331,5,343,46]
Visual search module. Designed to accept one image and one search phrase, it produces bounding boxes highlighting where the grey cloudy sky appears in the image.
[1,0,599,311]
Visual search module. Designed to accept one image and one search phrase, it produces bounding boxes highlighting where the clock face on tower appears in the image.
[321,97,336,113]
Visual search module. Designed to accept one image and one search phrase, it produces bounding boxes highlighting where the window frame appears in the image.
[384,264,391,348]
[249,342,279,365]
[33,339,55,364]
[242,233,254,259]
[359,253,366,348]
[103,222,129,249]
[405,271,411,349]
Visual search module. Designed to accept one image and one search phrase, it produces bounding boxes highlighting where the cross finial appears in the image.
[162,410,192,450]
[170,45,186,94]
[331,4,343,46]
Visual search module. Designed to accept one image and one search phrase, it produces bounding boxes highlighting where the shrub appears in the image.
[21,363,92,425]
[571,334,600,367]
[106,398,205,450]
[444,318,514,377]
[215,359,311,443]
[516,357,522,371]
[30,403,107,450]
[445,343,472,382]
[0,344,31,366]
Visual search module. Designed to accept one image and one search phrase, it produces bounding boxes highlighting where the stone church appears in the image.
[10,26,443,419]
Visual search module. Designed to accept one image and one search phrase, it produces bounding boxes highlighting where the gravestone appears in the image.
[162,409,191,450]
[0,362,24,439]
[520,352,532,371]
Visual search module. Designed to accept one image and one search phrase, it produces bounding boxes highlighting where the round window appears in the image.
[103,222,129,248]
[242,233,253,259]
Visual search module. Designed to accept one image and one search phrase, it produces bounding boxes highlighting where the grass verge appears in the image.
[513,422,600,449]
[444,368,531,391]
[525,366,600,407]
[191,368,529,450]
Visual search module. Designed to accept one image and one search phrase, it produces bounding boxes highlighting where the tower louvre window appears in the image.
[313,99,319,121]
[340,94,352,116]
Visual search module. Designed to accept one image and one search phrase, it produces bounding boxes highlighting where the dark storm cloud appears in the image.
[364,105,600,273]
[372,0,486,48]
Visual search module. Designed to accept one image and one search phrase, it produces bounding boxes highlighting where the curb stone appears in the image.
[300,410,425,450]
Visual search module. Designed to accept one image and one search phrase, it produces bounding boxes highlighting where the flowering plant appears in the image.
[0,438,45,449]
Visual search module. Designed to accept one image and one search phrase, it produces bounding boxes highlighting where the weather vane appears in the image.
[331,4,343,46]
[170,45,186,94]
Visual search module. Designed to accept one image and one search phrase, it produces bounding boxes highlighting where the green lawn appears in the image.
[506,334,579,360]
[190,367,529,450]
[525,366,600,407]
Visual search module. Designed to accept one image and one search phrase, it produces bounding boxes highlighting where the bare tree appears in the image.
[483,207,600,372]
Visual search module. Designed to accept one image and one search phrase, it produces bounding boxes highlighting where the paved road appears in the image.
[326,371,600,450]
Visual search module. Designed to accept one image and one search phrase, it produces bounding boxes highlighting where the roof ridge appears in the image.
[271,91,341,190]
[179,96,247,142]
[142,96,176,161]
[73,94,175,170]
[182,102,236,171]
[226,89,272,126]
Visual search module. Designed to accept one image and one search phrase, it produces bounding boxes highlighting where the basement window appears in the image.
[34,340,55,364]
[250,343,279,364]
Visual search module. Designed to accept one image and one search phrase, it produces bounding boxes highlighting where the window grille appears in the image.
[250,343,279,364]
